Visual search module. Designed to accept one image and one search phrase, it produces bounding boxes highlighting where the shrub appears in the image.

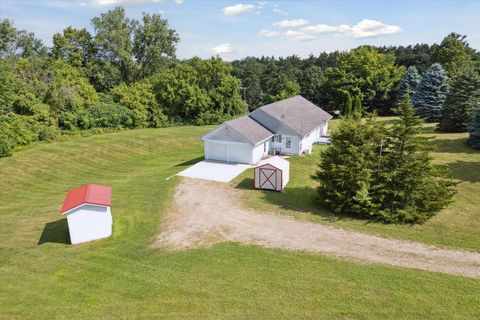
[87,102,135,129]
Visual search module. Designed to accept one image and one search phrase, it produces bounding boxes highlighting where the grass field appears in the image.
[234,119,480,251]
[0,123,479,319]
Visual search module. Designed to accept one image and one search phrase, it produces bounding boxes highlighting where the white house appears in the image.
[254,156,289,191]
[201,96,332,164]
[61,184,112,245]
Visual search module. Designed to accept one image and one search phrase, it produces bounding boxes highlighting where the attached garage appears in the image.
[254,156,289,191]
[201,115,273,165]
[204,140,251,164]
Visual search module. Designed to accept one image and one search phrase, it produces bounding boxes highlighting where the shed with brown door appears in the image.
[254,157,289,191]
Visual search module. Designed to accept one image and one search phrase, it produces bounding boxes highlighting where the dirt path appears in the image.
[156,178,480,278]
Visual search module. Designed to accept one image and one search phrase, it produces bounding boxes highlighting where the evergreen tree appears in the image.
[314,117,383,217]
[344,93,352,117]
[373,97,456,223]
[413,63,448,122]
[393,66,421,102]
[467,108,480,149]
[353,95,362,118]
[439,70,480,132]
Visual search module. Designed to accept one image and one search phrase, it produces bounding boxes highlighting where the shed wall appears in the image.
[66,204,112,244]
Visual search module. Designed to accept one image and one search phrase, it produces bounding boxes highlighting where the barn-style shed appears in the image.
[61,184,112,245]
[254,157,289,191]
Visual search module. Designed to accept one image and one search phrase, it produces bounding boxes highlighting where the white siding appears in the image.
[251,140,269,164]
[269,134,301,155]
[320,122,329,136]
[66,204,112,245]
[300,128,321,154]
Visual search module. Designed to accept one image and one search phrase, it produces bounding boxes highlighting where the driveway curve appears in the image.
[156,178,480,278]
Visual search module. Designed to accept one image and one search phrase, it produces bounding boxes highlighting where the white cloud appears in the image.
[285,30,315,41]
[208,43,235,54]
[223,3,255,15]
[91,0,165,6]
[257,1,267,7]
[174,0,184,3]
[301,24,338,34]
[272,8,288,16]
[272,8,287,16]
[273,19,309,28]
[338,19,402,38]
[258,29,281,38]
[300,19,402,38]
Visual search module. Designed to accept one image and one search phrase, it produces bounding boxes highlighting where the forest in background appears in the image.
[1,6,480,156]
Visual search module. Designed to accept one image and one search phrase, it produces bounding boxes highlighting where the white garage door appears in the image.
[205,141,227,162]
[205,140,251,164]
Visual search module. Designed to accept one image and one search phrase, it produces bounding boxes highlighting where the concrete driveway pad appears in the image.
[177,161,250,182]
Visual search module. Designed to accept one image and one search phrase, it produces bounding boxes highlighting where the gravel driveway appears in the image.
[156,178,480,278]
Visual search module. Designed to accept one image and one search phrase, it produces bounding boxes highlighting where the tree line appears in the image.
[1,7,480,158]
[0,7,245,156]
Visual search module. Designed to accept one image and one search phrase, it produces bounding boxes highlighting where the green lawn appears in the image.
[0,124,479,319]
[233,119,480,251]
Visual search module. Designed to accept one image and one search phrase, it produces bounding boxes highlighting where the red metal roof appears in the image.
[61,184,112,214]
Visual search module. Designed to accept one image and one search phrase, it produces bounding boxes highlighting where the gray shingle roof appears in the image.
[258,95,332,136]
[225,115,274,145]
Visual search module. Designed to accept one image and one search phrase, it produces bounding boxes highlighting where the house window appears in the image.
[263,142,267,152]
[273,134,282,142]
[286,137,291,148]
[271,136,275,142]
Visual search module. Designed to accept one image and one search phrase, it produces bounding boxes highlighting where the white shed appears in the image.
[61,184,112,245]
[254,156,289,191]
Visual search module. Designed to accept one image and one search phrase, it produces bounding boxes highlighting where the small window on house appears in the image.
[271,136,275,142]
[286,137,291,148]
[263,142,267,152]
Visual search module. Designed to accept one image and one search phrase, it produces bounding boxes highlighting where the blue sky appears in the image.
[1,0,479,60]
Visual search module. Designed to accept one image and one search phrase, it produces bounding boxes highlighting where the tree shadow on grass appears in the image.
[175,156,205,167]
[433,137,479,154]
[235,178,360,223]
[38,219,70,245]
[445,160,480,183]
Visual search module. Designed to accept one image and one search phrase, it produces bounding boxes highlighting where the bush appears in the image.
[58,112,80,131]
[87,102,135,129]
[0,114,42,156]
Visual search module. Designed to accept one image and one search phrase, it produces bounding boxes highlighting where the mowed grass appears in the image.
[234,118,480,251]
[0,124,479,319]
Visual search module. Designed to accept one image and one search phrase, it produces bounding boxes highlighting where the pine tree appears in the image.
[314,117,383,217]
[373,96,456,223]
[438,70,480,132]
[344,93,352,117]
[353,95,362,118]
[467,108,480,149]
[393,66,421,103]
[315,96,457,224]
[412,63,449,122]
